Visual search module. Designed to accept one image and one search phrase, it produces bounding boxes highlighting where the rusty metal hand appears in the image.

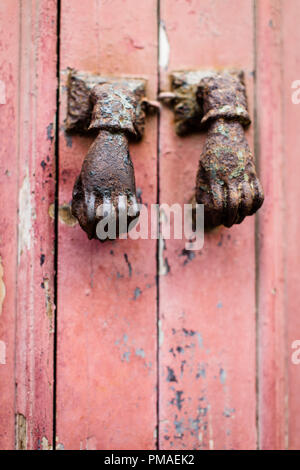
[196,118,264,229]
[72,129,139,240]
[71,83,142,240]
[195,71,264,229]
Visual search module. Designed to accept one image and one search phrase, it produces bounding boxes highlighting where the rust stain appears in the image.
[49,203,78,227]
[0,256,6,316]
[58,204,78,227]
[16,413,27,450]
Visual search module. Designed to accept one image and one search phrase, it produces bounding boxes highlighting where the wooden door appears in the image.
[0,0,300,450]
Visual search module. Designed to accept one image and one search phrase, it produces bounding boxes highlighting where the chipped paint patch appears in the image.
[48,203,55,219]
[133,287,142,300]
[58,204,78,226]
[55,436,64,450]
[159,20,170,70]
[0,257,6,316]
[0,340,6,364]
[18,170,32,262]
[223,407,235,418]
[49,203,78,227]
[219,368,226,385]
[47,123,54,142]
[158,320,164,346]
[159,238,169,276]
[16,413,27,450]
[41,436,52,450]
[43,279,54,333]
[135,348,145,358]
[0,80,6,104]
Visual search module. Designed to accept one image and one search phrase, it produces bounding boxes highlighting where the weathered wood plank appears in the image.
[255,0,287,449]
[56,0,158,450]
[158,0,257,450]
[0,0,57,450]
[15,0,57,450]
[0,0,20,450]
[282,0,300,450]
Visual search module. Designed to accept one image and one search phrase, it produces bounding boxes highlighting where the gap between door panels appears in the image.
[52,0,61,450]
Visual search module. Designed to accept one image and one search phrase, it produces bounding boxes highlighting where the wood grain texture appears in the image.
[0,0,20,450]
[15,0,57,450]
[56,0,158,450]
[282,0,300,450]
[158,0,257,450]
[0,0,57,450]
[255,0,287,450]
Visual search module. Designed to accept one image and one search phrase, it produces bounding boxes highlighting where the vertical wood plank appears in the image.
[15,0,57,450]
[282,0,300,450]
[159,0,257,450]
[255,0,287,449]
[0,0,20,450]
[0,0,57,450]
[56,0,158,450]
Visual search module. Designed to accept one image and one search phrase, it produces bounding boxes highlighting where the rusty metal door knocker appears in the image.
[66,70,157,240]
[159,70,264,230]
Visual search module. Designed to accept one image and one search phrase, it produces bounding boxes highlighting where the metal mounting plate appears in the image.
[169,69,245,135]
[66,68,147,135]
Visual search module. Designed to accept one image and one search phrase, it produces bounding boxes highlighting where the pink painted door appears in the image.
[0,0,300,450]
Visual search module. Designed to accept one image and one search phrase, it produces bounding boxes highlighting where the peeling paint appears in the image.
[58,204,78,226]
[18,170,32,262]
[0,80,6,104]
[167,366,177,382]
[124,253,132,277]
[135,348,145,358]
[0,340,6,364]
[159,238,169,276]
[48,203,78,227]
[41,436,52,450]
[0,257,6,316]
[219,368,226,385]
[171,390,184,410]
[174,416,184,437]
[133,287,142,300]
[55,436,64,450]
[223,407,235,418]
[16,413,27,450]
[46,123,54,142]
[159,20,170,70]
[48,203,55,219]
[122,351,131,362]
[158,320,164,346]
[43,279,54,332]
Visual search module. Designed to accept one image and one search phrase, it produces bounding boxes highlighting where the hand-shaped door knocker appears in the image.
[66,69,157,240]
[159,70,264,230]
